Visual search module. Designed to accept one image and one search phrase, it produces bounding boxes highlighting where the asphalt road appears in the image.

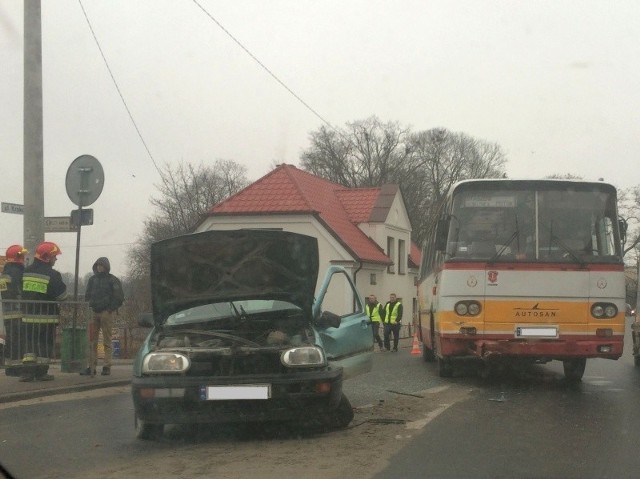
[2,323,640,479]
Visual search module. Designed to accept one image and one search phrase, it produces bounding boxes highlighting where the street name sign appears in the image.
[44,216,74,233]
[1,202,24,214]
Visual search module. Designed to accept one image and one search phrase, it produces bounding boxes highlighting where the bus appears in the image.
[417,179,627,381]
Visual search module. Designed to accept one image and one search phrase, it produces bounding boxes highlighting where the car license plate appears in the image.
[200,385,271,400]
[515,326,558,338]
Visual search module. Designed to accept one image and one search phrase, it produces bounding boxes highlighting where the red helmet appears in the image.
[6,244,28,264]
[34,241,62,263]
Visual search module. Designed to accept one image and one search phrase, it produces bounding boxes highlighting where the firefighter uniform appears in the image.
[0,245,28,371]
[20,242,67,381]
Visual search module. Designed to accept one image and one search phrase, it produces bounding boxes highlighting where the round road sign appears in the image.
[65,155,104,207]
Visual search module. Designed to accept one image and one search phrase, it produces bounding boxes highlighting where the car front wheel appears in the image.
[135,414,164,440]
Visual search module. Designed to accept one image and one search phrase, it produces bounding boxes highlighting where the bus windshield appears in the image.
[445,184,621,263]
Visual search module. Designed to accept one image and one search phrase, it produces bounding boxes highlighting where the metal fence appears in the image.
[1,299,91,372]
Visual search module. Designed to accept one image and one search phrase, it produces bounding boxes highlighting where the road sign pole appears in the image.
[71,205,83,367]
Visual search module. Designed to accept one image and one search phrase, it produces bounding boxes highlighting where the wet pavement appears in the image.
[0,335,418,404]
[0,359,133,403]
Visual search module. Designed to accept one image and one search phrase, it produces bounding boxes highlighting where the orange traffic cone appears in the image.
[410,333,421,356]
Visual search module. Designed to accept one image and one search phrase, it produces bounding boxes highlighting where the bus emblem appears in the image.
[488,271,498,283]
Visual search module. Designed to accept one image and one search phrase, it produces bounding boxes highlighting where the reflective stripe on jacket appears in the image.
[384,301,402,324]
[366,303,383,322]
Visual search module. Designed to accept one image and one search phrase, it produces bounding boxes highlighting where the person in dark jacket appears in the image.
[81,257,124,376]
[0,245,28,366]
[21,241,68,381]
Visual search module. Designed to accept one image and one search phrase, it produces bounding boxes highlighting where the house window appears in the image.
[387,236,396,274]
[370,273,377,285]
[398,239,406,275]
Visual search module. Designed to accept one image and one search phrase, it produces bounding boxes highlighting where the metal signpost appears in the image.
[65,155,104,371]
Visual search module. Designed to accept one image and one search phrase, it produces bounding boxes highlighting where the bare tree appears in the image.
[127,159,249,279]
[301,116,411,187]
[400,128,507,245]
[301,120,507,246]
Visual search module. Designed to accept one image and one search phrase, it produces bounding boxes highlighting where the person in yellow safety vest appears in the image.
[366,294,385,351]
[383,293,403,352]
[20,241,68,382]
[1,245,28,367]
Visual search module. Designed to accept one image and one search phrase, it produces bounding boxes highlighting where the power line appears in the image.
[77,0,163,176]
[191,0,340,135]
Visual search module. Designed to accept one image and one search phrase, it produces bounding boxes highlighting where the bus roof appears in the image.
[450,178,617,195]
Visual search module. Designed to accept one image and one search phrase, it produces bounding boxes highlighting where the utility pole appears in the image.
[23,0,45,258]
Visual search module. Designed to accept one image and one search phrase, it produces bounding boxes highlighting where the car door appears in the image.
[313,266,373,379]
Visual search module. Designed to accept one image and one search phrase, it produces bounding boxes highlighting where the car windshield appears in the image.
[165,300,302,326]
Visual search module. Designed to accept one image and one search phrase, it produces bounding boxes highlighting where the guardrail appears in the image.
[1,299,90,372]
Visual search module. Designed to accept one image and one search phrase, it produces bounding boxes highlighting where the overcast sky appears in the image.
[1,0,639,277]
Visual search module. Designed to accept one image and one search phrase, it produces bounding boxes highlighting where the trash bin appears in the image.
[112,339,121,359]
[61,328,87,373]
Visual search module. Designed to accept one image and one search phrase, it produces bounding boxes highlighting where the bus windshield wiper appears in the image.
[488,216,520,263]
[549,235,586,267]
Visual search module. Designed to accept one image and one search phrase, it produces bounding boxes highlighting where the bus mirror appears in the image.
[435,218,450,252]
[618,219,627,243]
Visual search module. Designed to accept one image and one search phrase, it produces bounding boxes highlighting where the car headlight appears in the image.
[281,346,326,368]
[142,352,190,374]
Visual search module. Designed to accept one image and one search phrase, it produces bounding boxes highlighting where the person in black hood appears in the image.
[80,257,124,376]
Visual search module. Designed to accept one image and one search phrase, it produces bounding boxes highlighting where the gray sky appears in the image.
[1,0,639,276]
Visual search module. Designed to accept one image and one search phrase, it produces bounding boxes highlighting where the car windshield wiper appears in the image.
[229,301,249,320]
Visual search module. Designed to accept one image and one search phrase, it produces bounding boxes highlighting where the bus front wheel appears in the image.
[437,356,454,377]
[422,341,436,362]
[563,358,587,381]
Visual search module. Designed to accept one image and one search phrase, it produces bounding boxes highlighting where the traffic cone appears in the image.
[410,333,421,356]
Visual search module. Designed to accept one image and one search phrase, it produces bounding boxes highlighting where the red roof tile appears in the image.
[208,165,391,264]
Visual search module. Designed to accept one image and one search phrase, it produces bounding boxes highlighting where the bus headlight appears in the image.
[591,303,618,319]
[455,303,469,315]
[455,301,481,316]
[468,303,481,315]
[604,305,618,318]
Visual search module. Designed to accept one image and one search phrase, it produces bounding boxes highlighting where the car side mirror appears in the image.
[138,312,154,328]
[435,217,450,252]
[315,311,341,329]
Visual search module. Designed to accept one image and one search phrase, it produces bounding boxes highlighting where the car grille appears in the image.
[186,351,286,376]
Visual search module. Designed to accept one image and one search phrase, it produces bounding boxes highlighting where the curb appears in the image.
[0,378,131,404]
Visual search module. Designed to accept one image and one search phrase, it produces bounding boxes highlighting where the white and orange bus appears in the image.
[417,179,627,380]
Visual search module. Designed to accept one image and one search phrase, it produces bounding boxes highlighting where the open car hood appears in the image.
[150,230,319,326]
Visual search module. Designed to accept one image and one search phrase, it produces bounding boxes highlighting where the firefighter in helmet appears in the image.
[20,241,68,381]
[1,245,28,368]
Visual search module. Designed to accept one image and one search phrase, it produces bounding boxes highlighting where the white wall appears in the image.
[197,188,418,322]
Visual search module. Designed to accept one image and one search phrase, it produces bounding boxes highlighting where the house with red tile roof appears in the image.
[195,164,421,323]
